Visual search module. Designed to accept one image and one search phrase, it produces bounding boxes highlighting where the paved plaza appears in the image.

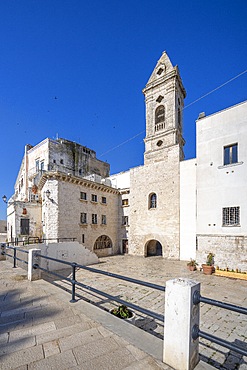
[0,255,246,369]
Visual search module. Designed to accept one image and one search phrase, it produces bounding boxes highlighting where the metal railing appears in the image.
[4,237,76,247]
[192,290,247,357]
[3,246,29,268]
[33,253,165,322]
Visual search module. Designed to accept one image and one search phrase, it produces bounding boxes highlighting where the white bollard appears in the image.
[163,278,200,370]
[28,249,41,281]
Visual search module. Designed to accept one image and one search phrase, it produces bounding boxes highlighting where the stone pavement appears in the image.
[0,256,246,369]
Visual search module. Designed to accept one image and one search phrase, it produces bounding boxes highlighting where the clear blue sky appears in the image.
[0,0,246,219]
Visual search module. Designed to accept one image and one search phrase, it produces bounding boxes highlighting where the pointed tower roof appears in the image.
[143,51,186,98]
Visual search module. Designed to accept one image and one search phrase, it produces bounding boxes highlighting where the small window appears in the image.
[122,216,129,226]
[80,192,87,200]
[122,199,129,206]
[101,215,107,225]
[80,213,87,224]
[224,144,238,165]
[60,159,64,164]
[35,160,39,172]
[82,234,85,243]
[92,214,97,224]
[222,207,240,226]
[149,193,157,209]
[40,161,44,172]
[102,196,107,204]
[20,218,29,235]
[53,159,56,164]
[92,194,97,202]
[79,169,82,175]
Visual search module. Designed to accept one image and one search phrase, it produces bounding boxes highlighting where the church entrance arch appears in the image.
[145,239,163,257]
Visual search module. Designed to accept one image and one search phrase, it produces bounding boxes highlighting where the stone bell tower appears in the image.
[129,52,186,259]
[143,51,186,164]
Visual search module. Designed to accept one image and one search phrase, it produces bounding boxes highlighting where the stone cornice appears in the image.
[38,171,119,194]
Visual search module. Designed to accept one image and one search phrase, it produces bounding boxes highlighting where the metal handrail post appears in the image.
[13,248,17,268]
[70,262,77,303]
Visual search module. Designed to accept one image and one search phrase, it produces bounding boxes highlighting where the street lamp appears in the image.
[2,195,7,204]
[45,190,51,198]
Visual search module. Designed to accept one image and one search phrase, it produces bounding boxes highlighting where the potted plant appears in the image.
[110,305,134,320]
[187,259,198,271]
[202,253,215,275]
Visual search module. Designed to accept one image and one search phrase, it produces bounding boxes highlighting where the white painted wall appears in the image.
[196,101,247,235]
[108,170,130,189]
[180,158,197,260]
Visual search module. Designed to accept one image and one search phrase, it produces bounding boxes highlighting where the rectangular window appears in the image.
[101,215,107,225]
[80,192,87,200]
[122,199,129,206]
[92,214,97,224]
[122,216,129,226]
[80,212,87,224]
[40,161,44,172]
[35,160,39,173]
[92,194,97,202]
[20,219,29,235]
[224,143,238,165]
[102,196,107,204]
[82,234,85,243]
[222,207,240,226]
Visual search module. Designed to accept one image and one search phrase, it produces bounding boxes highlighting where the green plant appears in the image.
[206,253,214,266]
[187,259,198,267]
[111,305,133,319]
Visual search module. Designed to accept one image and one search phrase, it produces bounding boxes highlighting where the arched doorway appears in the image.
[93,235,113,257]
[145,239,162,257]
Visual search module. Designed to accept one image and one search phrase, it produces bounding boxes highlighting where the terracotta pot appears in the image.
[187,265,196,271]
[202,264,214,275]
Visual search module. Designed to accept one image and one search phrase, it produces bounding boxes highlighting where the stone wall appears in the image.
[129,145,180,259]
[42,174,120,257]
[196,234,247,271]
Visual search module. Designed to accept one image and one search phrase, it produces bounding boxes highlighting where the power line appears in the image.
[99,69,247,158]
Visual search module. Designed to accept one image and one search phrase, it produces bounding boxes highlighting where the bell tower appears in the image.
[143,52,186,164]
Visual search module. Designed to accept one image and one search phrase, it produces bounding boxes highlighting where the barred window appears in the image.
[80,192,87,200]
[92,194,97,202]
[101,215,107,225]
[92,214,97,224]
[80,212,87,224]
[222,207,240,226]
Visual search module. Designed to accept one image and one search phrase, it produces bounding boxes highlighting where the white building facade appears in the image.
[6,52,247,269]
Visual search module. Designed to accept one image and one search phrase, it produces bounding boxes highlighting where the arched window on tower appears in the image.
[149,193,157,209]
[178,108,181,129]
[155,105,165,132]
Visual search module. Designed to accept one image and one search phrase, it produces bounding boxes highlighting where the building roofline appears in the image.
[196,100,247,122]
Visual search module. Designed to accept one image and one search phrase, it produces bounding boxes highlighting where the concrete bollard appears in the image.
[0,244,6,261]
[28,249,41,281]
[163,278,200,370]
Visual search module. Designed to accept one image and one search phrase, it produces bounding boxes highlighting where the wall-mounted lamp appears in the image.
[2,195,7,203]
[45,190,51,198]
